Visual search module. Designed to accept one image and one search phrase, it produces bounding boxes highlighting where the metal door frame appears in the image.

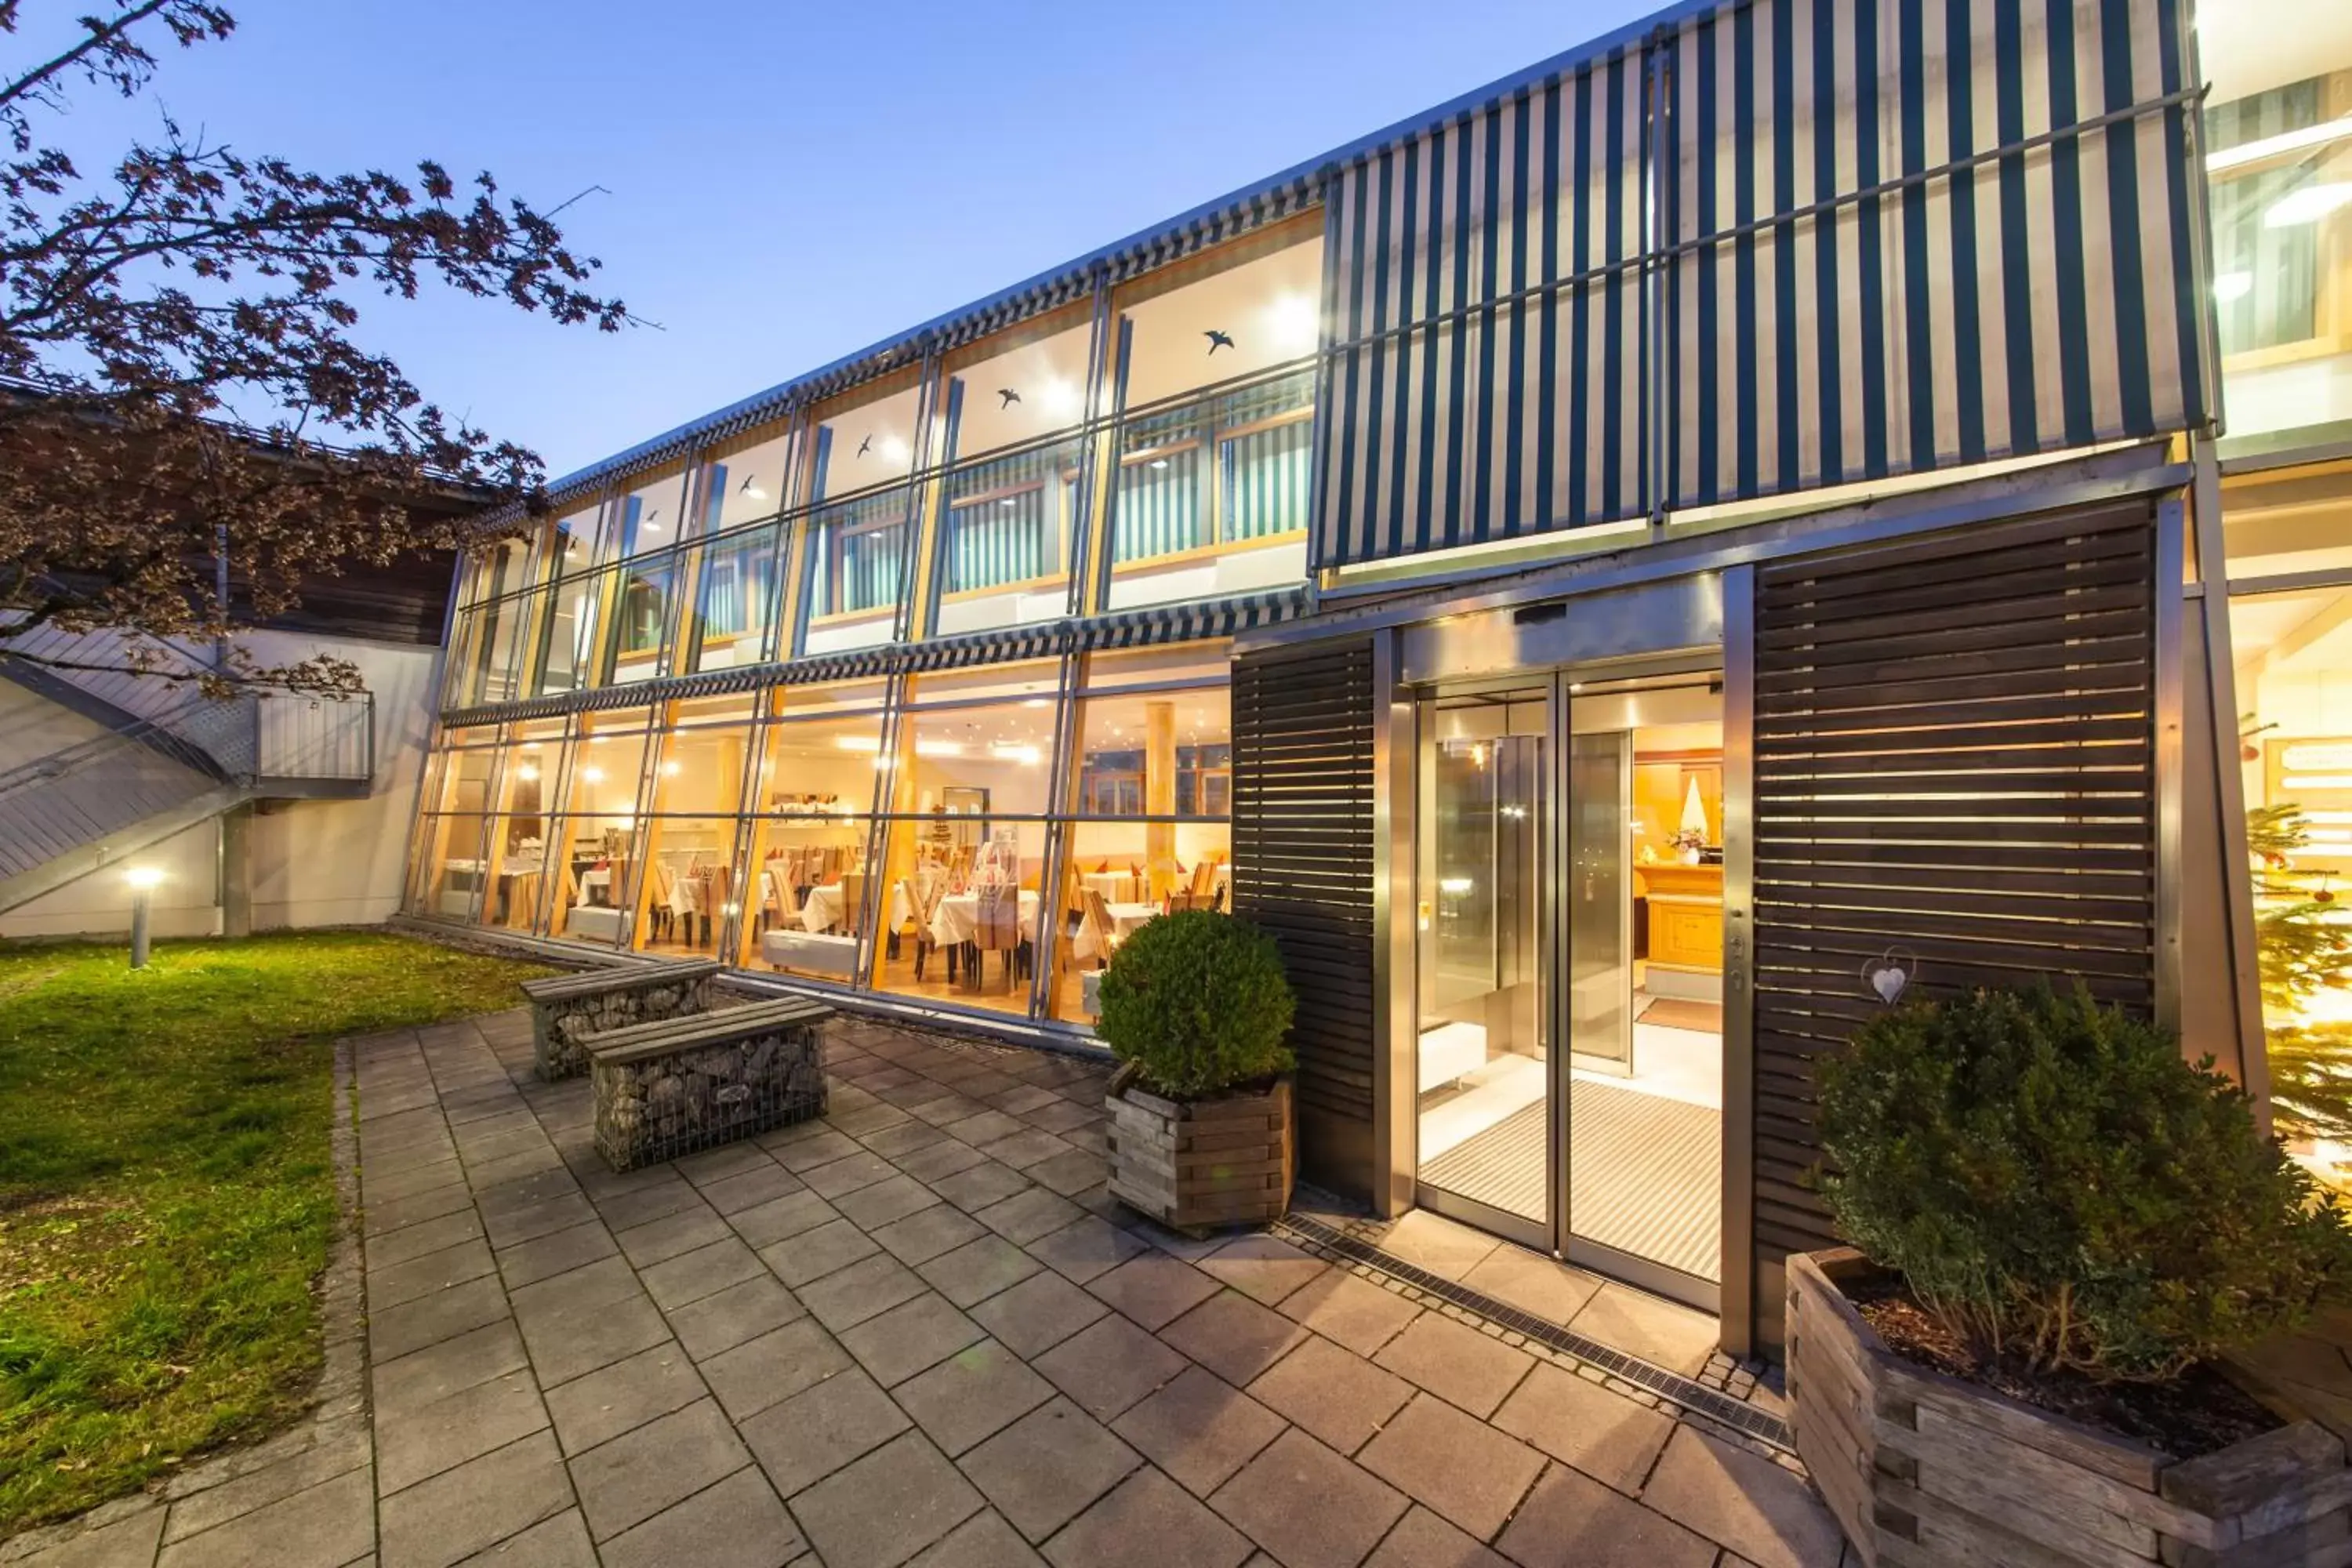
[1405,661,1726,1314]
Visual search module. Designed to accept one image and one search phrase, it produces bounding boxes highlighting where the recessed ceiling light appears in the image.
[2265,183,2352,228]
[2212,270,2254,303]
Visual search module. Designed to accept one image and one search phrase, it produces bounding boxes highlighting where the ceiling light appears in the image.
[833,735,882,753]
[582,766,605,783]
[992,745,1042,766]
[2206,114,2352,174]
[739,476,768,500]
[1023,699,1050,709]
[516,764,540,782]
[662,760,681,775]
[2264,183,2352,229]
[1149,459,1169,470]
[915,739,964,758]
[1001,498,1019,509]
[1263,291,1320,354]
[1039,376,1083,421]
[879,436,912,465]
[2212,270,2254,303]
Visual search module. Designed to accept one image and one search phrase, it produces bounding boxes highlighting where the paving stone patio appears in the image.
[4,1007,1853,1568]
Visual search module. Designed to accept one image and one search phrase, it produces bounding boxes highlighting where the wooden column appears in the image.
[1146,699,1176,901]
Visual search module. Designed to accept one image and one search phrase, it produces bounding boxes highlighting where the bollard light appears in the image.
[125,865,162,970]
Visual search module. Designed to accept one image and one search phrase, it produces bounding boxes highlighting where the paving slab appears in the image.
[1370,1314,1534,1420]
[1041,1468,1253,1568]
[542,1341,710,1457]
[1356,1394,1545,1542]
[1209,1428,1407,1568]
[956,1399,1142,1543]
[1635,1427,1845,1568]
[787,1432,982,1568]
[1493,1463,1717,1568]
[1110,1367,1287,1499]
[739,1367,912,1497]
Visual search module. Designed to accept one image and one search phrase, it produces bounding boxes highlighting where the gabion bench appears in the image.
[586,997,833,1171]
[521,959,721,1083]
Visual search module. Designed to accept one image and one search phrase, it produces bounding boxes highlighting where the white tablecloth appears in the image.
[799,882,848,934]
[1074,900,1160,962]
[1080,870,1138,904]
[931,889,1040,948]
[797,880,914,934]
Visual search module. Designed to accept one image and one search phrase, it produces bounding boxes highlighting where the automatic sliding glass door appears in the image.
[1410,669,1730,1309]
[1412,688,1551,1245]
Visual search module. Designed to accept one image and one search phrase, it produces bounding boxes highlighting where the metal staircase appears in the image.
[0,628,378,913]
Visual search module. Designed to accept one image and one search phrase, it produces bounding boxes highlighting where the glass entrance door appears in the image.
[1411,670,1729,1308]
[1412,688,1551,1246]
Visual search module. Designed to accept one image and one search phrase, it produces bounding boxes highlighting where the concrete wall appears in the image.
[0,632,441,940]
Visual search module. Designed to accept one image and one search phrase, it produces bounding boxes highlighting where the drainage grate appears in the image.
[1272,1213,1795,1453]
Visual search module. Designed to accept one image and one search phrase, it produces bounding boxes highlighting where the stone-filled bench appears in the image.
[521,959,721,1083]
[586,997,833,1171]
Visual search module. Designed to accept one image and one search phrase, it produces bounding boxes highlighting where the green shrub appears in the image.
[1817,983,2352,1382]
[1097,910,1295,1099]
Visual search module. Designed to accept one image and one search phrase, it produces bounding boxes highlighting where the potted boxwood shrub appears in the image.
[1098,909,1297,1232]
[1791,983,2352,1568]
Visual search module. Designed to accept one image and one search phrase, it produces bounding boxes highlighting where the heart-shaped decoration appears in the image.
[1862,949,1916,1005]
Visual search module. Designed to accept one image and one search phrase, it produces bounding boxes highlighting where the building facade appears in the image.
[405,0,2352,1353]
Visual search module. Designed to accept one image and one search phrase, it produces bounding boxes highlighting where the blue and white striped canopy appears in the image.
[1313,0,2210,568]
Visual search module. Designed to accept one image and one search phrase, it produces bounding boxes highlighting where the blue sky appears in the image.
[58,0,1649,481]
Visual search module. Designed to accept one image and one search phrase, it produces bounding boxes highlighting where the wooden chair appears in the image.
[973,884,1025,993]
[840,871,867,937]
[1082,888,1122,970]
[906,874,956,983]
[1190,858,1218,898]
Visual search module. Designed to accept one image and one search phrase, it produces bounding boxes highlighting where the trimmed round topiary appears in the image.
[1097,909,1295,1099]
[1817,982,2352,1383]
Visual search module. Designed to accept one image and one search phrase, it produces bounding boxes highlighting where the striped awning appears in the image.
[437,589,1308,725]
[1317,45,1649,568]
[1661,0,2205,507]
[1313,0,2211,568]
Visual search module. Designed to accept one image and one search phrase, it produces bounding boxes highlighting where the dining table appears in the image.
[929,887,1040,949]
[797,880,914,935]
[1073,899,1160,962]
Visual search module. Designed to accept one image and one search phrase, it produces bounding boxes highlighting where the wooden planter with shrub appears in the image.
[1094,909,1297,1233]
[1793,985,2352,1568]
[1789,1249,2352,1568]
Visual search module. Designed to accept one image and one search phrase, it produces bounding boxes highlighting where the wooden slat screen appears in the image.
[1230,637,1379,1196]
[1749,499,2159,1272]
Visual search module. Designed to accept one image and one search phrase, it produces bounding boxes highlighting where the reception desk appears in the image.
[1639,861,1723,977]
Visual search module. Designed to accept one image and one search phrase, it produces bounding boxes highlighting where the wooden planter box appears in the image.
[1107,1073,1293,1232]
[1787,1248,2352,1568]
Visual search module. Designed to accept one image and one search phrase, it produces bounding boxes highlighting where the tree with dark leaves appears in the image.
[0,1,626,691]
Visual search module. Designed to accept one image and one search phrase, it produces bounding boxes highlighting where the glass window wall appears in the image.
[545,713,655,948]
[1107,234,1321,608]
[934,436,1085,635]
[741,701,890,983]
[412,643,1237,1033]
[683,523,785,672]
[635,699,759,958]
[700,427,794,535]
[477,720,562,933]
[2203,14,2352,439]
[1051,678,1232,1022]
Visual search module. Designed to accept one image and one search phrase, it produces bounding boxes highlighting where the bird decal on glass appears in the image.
[856,434,873,459]
[1204,328,1236,355]
[996,387,1021,409]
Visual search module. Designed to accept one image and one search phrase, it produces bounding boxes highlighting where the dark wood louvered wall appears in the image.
[1748,499,2160,1333]
[1230,637,1380,1196]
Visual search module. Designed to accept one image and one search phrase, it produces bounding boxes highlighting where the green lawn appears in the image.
[0,930,553,1536]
